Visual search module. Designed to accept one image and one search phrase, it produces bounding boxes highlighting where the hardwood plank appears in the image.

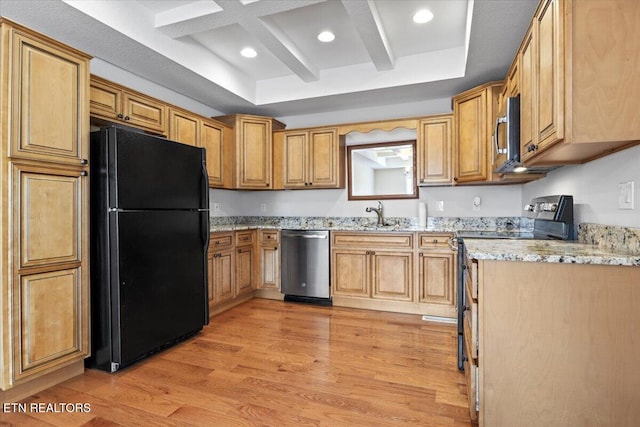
[5,299,472,426]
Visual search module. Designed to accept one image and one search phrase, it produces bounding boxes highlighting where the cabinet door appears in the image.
[308,128,339,188]
[14,164,85,269]
[13,268,88,381]
[535,0,564,151]
[235,246,255,295]
[454,90,487,183]
[418,252,455,307]
[259,246,280,290]
[201,120,226,188]
[331,249,369,297]
[122,91,167,134]
[283,131,308,188]
[520,25,536,162]
[169,109,200,146]
[371,251,413,302]
[212,250,234,304]
[10,31,88,165]
[90,77,121,122]
[418,115,453,185]
[237,117,272,188]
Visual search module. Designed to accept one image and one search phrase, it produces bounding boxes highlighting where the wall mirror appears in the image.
[346,128,417,200]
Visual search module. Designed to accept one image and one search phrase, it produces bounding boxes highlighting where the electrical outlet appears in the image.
[618,181,635,210]
[437,200,444,212]
[213,202,220,212]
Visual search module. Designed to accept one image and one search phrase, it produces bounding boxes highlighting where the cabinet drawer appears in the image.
[418,233,453,249]
[464,356,479,422]
[210,233,233,250]
[260,230,280,245]
[235,230,255,246]
[332,232,414,250]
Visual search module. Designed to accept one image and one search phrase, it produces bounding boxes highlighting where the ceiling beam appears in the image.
[341,0,394,71]
[155,0,321,82]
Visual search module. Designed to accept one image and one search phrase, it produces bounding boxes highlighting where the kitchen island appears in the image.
[462,238,640,426]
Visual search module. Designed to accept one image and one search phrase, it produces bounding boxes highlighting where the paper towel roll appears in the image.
[418,202,427,228]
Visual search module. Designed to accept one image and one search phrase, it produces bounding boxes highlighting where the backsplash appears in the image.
[578,223,640,253]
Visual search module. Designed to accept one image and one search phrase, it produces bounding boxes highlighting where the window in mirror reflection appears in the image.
[347,140,417,200]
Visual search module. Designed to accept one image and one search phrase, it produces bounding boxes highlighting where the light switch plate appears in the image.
[618,181,635,210]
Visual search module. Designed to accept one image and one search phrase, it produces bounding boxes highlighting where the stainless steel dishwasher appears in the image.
[280,230,331,305]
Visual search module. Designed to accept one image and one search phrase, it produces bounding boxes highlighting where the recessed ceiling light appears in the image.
[317,31,335,42]
[240,47,257,58]
[413,9,434,24]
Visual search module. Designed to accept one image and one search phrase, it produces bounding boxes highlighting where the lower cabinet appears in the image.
[208,230,256,314]
[258,230,280,290]
[417,233,457,318]
[235,230,256,296]
[331,231,455,316]
[468,258,640,426]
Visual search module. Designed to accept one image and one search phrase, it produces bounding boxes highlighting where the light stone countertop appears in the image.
[463,238,640,266]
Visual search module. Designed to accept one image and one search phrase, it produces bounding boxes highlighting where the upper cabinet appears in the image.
[215,114,286,190]
[417,114,453,186]
[452,82,502,184]
[520,0,640,166]
[279,127,345,189]
[8,24,89,166]
[168,108,200,147]
[90,76,167,135]
[201,119,232,189]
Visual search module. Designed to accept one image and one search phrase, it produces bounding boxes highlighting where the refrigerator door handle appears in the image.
[200,158,210,252]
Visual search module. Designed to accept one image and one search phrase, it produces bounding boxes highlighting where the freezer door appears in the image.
[106,127,207,210]
[111,210,208,368]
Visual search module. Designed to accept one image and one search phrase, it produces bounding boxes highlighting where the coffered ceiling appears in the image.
[2,0,538,117]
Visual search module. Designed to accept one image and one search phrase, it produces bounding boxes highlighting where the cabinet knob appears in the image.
[117,113,124,119]
[266,183,269,187]
[453,177,458,182]
[124,116,130,121]
[80,171,88,177]
[80,158,88,165]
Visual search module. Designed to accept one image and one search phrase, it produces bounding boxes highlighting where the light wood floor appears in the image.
[3,299,472,426]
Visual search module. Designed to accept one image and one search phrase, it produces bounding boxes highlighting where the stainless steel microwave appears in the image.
[493,96,521,173]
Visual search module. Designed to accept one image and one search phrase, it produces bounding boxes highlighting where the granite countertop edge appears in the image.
[209,223,640,266]
[463,239,640,267]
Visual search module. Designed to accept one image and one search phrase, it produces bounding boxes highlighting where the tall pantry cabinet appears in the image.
[0,19,91,401]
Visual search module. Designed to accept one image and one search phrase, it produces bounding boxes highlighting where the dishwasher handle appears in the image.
[281,230,328,239]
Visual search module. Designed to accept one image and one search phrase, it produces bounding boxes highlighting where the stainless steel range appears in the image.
[456,195,574,369]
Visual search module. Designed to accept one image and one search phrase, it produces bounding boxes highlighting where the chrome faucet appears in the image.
[365,201,385,226]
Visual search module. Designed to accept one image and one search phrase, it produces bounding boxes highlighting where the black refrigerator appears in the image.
[87,126,210,372]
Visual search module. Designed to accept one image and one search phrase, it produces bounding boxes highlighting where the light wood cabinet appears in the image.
[215,114,286,189]
[201,119,232,188]
[417,233,456,318]
[452,82,502,184]
[235,230,256,296]
[90,75,167,135]
[467,257,640,426]
[258,230,280,290]
[208,232,234,307]
[281,128,345,189]
[519,0,640,166]
[331,232,414,302]
[169,108,200,147]
[208,231,257,313]
[0,19,90,400]
[417,114,453,185]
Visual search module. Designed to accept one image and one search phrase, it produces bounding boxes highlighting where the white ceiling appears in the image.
[2,0,538,118]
